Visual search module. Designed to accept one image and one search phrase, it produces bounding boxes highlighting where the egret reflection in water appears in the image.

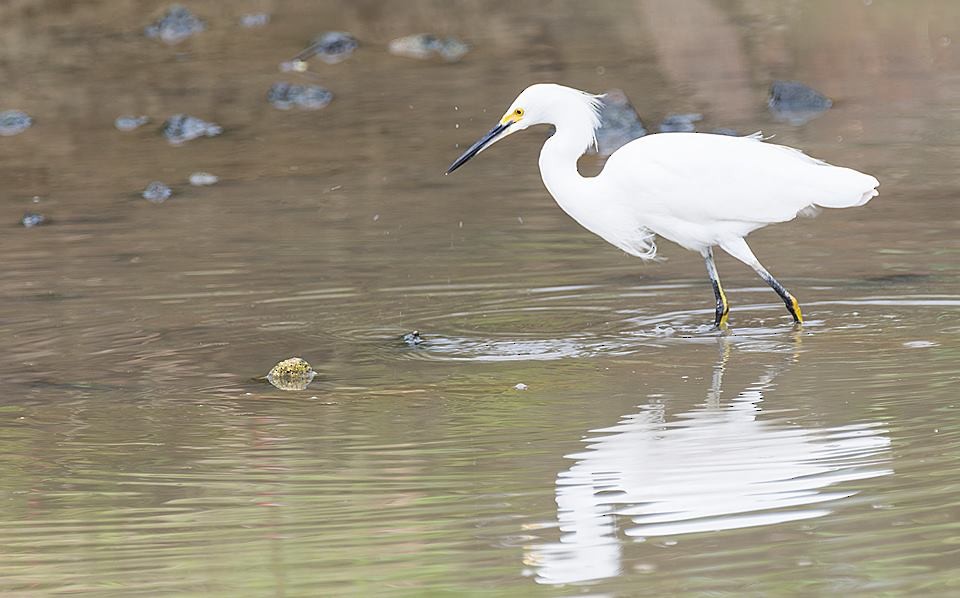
[527,338,892,585]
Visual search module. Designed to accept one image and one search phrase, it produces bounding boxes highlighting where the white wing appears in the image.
[601,132,878,249]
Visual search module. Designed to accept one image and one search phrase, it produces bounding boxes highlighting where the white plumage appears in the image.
[447,83,879,326]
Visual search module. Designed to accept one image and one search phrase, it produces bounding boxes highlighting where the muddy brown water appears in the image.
[1,1,958,595]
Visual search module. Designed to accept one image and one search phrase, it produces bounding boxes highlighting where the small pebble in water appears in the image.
[21,212,46,228]
[162,114,222,144]
[0,110,32,136]
[267,357,316,391]
[145,5,206,44]
[659,113,703,133]
[402,330,423,346]
[514,383,529,391]
[188,172,219,186]
[115,115,150,131]
[267,82,333,110]
[388,34,469,62]
[143,181,172,203]
[239,13,270,28]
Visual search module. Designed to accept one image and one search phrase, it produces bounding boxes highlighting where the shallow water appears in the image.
[1,1,959,595]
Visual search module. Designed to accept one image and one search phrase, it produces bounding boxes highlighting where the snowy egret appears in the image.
[447,84,879,327]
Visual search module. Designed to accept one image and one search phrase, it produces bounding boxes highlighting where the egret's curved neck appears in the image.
[538,124,595,207]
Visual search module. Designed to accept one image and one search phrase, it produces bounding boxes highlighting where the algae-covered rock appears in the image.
[267,357,316,391]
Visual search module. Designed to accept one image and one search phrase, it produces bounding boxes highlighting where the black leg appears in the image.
[755,267,803,323]
[703,248,730,328]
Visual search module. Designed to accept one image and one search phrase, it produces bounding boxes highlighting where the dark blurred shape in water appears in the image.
[659,113,703,133]
[591,89,647,156]
[144,5,206,44]
[142,181,172,203]
[293,32,358,65]
[267,82,333,110]
[711,128,738,136]
[21,212,46,228]
[768,80,833,125]
[388,34,469,62]
[402,330,424,346]
[115,115,150,131]
[0,110,32,136]
[162,114,223,144]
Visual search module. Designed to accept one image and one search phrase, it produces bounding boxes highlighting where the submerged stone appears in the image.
[115,115,150,131]
[267,82,333,110]
[162,114,222,144]
[21,213,46,228]
[145,5,205,44]
[292,31,358,66]
[388,34,469,62]
[188,172,218,186]
[267,357,316,391]
[768,80,832,125]
[0,110,32,136]
[659,113,703,133]
[402,330,423,346]
[143,181,172,203]
[591,89,646,156]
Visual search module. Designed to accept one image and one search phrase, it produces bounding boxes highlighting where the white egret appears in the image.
[447,84,879,327]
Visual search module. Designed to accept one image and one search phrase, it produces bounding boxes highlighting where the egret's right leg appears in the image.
[720,238,803,324]
[702,247,730,328]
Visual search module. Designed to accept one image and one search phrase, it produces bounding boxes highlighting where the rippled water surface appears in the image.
[1,1,959,595]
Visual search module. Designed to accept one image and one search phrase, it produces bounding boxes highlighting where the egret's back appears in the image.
[602,132,878,250]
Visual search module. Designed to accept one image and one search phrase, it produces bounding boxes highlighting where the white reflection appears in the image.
[528,340,891,585]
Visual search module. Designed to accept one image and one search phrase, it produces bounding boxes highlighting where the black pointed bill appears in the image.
[446,122,512,174]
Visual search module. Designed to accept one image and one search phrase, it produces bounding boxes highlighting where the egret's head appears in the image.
[446,83,603,174]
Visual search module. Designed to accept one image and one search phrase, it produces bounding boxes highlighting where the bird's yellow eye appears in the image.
[514,108,524,117]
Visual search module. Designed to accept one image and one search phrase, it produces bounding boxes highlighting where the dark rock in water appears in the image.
[145,5,205,44]
[591,89,646,156]
[659,113,702,133]
[115,115,150,131]
[389,34,469,62]
[267,357,316,391]
[239,13,270,28]
[143,181,172,203]
[402,330,423,346]
[0,110,32,136]
[162,114,222,144]
[292,31,358,65]
[711,128,738,136]
[21,213,46,228]
[768,80,832,125]
[267,82,333,110]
